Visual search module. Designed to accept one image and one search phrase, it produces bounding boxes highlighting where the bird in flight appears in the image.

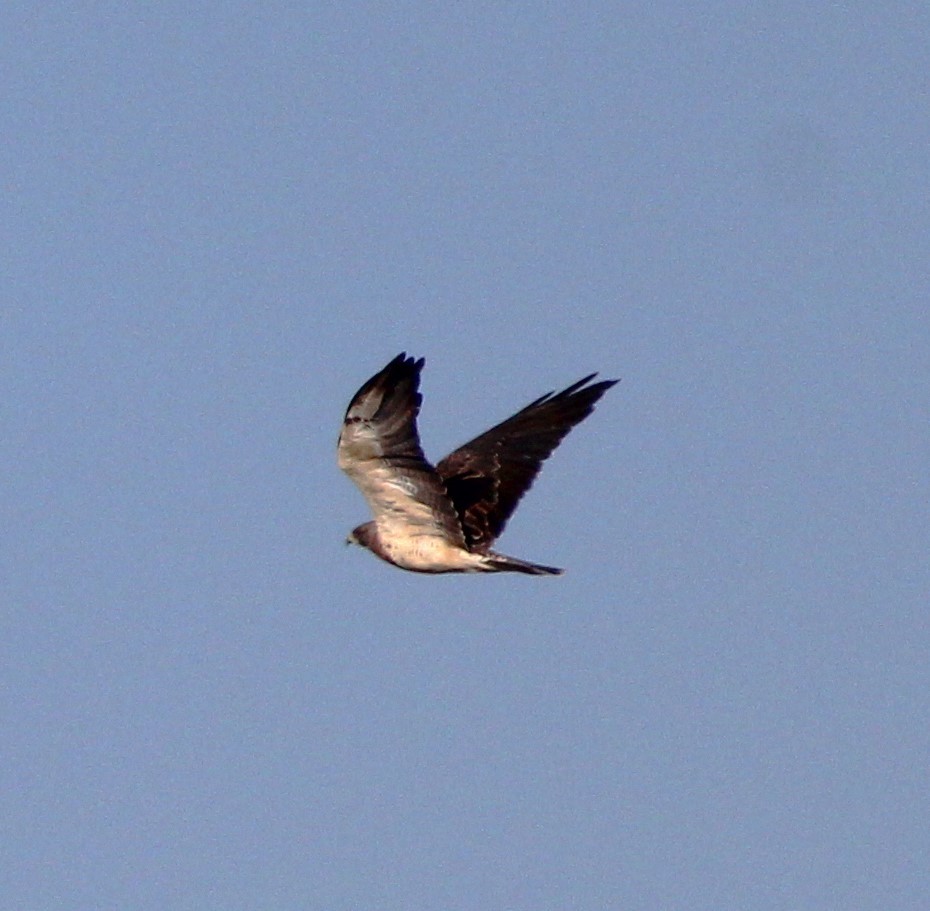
[337,353,617,575]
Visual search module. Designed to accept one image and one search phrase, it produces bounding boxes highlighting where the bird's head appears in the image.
[346,522,374,548]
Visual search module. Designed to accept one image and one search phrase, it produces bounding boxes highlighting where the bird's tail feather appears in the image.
[485,553,563,576]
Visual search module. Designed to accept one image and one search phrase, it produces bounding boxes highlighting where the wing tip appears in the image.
[563,373,621,396]
[389,351,426,375]
[343,352,427,423]
[518,372,619,413]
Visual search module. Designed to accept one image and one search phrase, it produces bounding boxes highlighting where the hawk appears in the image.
[337,353,617,575]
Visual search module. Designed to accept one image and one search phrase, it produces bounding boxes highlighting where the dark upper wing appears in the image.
[435,374,618,551]
[337,353,466,545]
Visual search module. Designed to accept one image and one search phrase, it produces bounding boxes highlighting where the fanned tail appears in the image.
[484,553,563,576]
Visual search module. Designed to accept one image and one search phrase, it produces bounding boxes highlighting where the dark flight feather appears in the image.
[436,375,618,551]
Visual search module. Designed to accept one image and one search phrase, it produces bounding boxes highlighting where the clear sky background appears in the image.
[3,4,928,910]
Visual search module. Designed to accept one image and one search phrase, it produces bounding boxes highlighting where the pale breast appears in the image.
[381,533,485,573]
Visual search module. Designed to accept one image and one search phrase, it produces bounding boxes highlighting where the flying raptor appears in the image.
[337,353,618,575]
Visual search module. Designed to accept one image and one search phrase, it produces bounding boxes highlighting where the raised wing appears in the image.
[338,353,466,545]
[436,374,618,552]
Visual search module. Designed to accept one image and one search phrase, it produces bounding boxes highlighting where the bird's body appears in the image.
[347,522,489,573]
[337,353,617,575]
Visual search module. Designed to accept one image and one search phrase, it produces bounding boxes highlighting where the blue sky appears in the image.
[3,4,928,909]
